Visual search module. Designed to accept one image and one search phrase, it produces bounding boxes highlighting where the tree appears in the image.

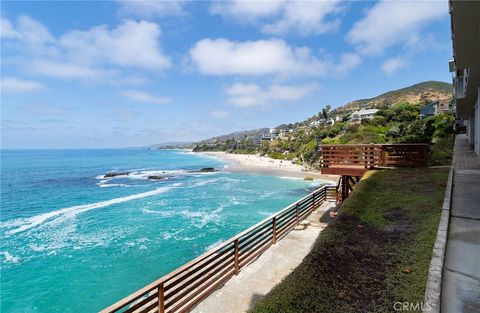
[321,105,332,120]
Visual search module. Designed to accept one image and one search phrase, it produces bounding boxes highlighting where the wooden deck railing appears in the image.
[319,144,428,176]
[101,185,333,313]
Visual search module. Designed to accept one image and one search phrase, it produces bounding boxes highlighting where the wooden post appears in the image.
[379,145,385,166]
[342,176,348,200]
[272,217,277,245]
[423,145,428,165]
[296,203,299,225]
[158,283,165,313]
[234,239,239,275]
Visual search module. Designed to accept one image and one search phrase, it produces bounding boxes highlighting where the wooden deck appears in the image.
[319,144,428,176]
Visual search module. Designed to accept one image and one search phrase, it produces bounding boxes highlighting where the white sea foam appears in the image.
[96,169,214,182]
[258,211,274,216]
[205,239,224,252]
[279,176,303,180]
[1,251,20,264]
[189,178,222,187]
[97,183,130,188]
[143,205,224,228]
[142,208,175,217]
[188,177,243,188]
[3,184,180,236]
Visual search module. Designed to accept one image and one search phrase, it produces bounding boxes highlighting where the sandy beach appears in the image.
[197,151,338,182]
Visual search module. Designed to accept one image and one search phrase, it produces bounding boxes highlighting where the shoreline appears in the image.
[196,151,338,182]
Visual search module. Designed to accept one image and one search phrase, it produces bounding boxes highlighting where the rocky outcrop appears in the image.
[199,167,216,172]
[147,175,165,180]
[104,172,130,178]
[189,167,218,173]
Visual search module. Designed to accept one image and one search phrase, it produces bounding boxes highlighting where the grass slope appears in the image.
[252,168,449,313]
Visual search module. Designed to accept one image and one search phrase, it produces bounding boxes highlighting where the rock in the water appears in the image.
[147,175,165,180]
[104,172,129,178]
[199,167,216,172]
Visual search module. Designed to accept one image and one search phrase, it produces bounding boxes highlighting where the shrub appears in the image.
[429,134,454,166]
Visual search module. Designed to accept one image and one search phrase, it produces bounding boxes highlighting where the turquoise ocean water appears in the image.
[1,149,328,312]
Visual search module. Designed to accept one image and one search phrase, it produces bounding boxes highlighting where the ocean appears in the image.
[0,149,328,312]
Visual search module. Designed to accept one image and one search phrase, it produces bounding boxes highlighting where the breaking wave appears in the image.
[2,184,180,236]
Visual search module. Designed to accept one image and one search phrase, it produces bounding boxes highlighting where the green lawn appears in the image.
[252,167,449,313]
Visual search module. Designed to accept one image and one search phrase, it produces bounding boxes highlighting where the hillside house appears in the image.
[420,103,437,117]
[350,108,379,122]
[435,99,451,114]
[269,128,279,137]
[310,119,326,127]
[326,118,335,126]
[419,100,452,117]
[279,128,293,137]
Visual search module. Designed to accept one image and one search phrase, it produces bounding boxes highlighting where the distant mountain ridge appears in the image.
[333,81,452,114]
[196,128,270,144]
[144,142,193,149]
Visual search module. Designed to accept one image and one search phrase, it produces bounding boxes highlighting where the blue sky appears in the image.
[1,0,452,148]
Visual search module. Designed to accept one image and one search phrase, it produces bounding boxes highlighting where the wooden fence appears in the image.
[319,144,428,175]
[101,185,333,313]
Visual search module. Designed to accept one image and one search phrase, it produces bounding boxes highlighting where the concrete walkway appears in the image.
[191,201,336,313]
[441,134,480,313]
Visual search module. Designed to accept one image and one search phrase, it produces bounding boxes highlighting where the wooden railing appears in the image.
[101,186,333,313]
[319,144,428,176]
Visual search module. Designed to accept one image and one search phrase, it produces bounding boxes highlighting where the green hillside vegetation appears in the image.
[252,167,449,313]
[193,81,454,166]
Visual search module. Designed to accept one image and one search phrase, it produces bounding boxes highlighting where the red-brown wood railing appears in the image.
[319,144,428,175]
[101,185,333,313]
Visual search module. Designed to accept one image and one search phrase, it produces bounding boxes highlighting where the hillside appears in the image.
[192,80,454,167]
[144,142,193,149]
[333,81,452,114]
[196,81,452,144]
[196,128,269,144]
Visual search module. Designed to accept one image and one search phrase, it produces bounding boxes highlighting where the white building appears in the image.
[450,1,480,156]
[279,128,293,137]
[350,109,379,122]
[310,119,326,127]
[326,118,335,126]
[269,128,279,137]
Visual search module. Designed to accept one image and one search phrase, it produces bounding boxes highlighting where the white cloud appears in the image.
[2,16,170,83]
[31,60,114,79]
[210,110,230,118]
[262,1,342,36]
[189,38,359,77]
[226,83,316,107]
[335,53,362,76]
[1,18,22,39]
[121,89,171,104]
[59,20,170,70]
[210,1,284,20]
[381,57,408,75]
[1,77,44,93]
[117,0,186,18]
[210,0,343,36]
[346,0,447,55]
[5,15,55,44]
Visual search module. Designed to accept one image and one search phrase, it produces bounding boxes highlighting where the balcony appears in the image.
[319,144,429,176]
